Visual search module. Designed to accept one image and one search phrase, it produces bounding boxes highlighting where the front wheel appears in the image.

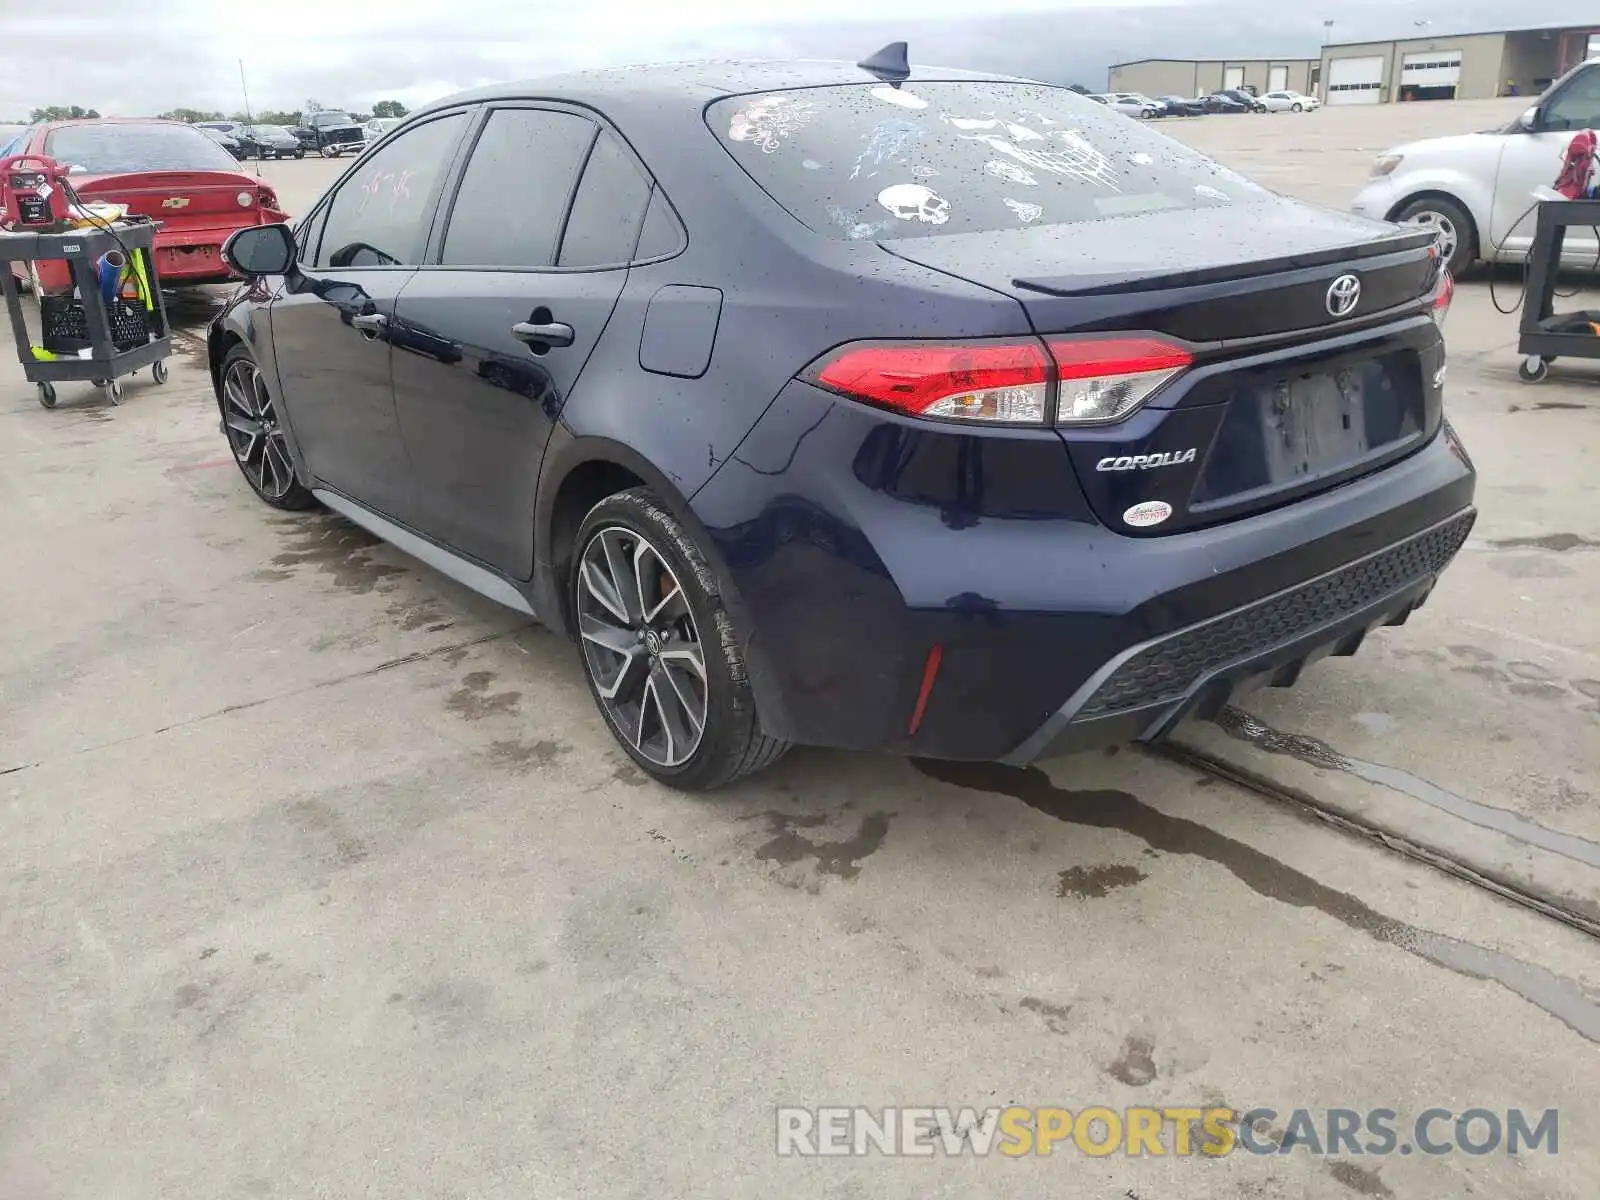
[571,488,789,790]
[219,345,316,509]
[1395,195,1477,279]
[294,149,305,159]
[1292,102,1303,112]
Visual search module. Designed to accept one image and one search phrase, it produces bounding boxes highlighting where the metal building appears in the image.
[1107,58,1317,99]
[1110,25,1600,107]
[1320,24,1600,104]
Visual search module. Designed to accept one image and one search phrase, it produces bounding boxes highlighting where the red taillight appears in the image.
[807,335,1193,427]
[1429,268,1454,327]
[1047,336,1193,424]
[811,339,1052,424]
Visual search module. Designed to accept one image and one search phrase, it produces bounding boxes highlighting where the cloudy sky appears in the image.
[3,0,1598,118]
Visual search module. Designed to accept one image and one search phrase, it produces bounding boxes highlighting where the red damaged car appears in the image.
[4,118,286,291]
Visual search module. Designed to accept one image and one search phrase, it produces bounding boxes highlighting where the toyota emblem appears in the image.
[1326,273,1361,318]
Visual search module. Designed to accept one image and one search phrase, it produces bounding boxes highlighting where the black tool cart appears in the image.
[1516,196,1600,383]
[0,217,173,408]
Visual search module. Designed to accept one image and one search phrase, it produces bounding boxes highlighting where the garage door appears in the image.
[1224,66,1244,90]
[1401,50,1462,89]
[1269,65,1289,92]
[1327,55,1384,104]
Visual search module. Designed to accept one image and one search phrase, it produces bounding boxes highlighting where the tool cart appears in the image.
[0,218,173,408]
[1516,196,1600,384]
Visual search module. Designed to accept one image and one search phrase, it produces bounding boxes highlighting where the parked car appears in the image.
[209,58,1472,790]
[1153,95,1203,117]
[198,126,243,158]
[293,110,365,157]
[238,124,305,159]
[364,116,403,142]
[1261,90,1320,113]
[1218,89,1268,113]
[2,118,286,291]
[1089,93,1159,118]
[1351,56,1600,277]
[1198,92,1253,114]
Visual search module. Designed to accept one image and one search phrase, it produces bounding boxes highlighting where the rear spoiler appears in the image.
[1014,227,1438,298]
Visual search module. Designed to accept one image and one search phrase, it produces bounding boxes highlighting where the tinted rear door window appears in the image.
[441,108,595,268]
[313,113,467,268]
[557,131,653,267]
[707,81,1268,240]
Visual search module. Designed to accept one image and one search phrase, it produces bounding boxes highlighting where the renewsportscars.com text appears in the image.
[775,1106,1559,1158]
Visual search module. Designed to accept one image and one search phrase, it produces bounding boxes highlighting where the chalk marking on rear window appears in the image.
[1004,197,1044,223]
[985,159,1038,186]
[960,127,1120,192]
[870,85,928,110]
[826,202,892,240]
[878,183,950,224]
[727,95,816,154]
[850,119,923,180]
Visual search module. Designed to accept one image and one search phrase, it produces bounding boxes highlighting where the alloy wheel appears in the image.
[1405,210,1457,263]
[222,358,297,503]
[576,525,709,769]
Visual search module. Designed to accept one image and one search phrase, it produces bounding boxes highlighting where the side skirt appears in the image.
[311,488,539,619]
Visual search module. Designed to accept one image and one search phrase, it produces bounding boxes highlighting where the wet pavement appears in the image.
[2,98,1597,1198]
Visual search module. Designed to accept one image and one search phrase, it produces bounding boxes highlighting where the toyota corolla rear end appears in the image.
[692,77,1475,763]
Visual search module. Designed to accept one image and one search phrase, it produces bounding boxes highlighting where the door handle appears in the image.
[512,320,575,349]
[351,312,389,337]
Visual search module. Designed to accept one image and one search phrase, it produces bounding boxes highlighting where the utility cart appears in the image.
[0,217,173,408]
[1516,196,1600,384]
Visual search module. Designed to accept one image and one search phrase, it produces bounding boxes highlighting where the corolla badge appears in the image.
[1096,448,1197,472]
[1325,273,1361,318]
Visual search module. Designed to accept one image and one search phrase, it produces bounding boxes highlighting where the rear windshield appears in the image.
[707,81,1269,240]
[312,112,355,126]
[44,123,239,174]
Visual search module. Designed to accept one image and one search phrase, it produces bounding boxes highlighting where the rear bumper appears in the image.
[690,377,1478,762]
[1002,506,1474,763]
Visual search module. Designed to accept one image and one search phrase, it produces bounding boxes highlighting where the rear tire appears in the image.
[1396,195,1477,278]
[570,487,789,791]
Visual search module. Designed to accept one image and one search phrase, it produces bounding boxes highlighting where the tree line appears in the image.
[16,99,410,126]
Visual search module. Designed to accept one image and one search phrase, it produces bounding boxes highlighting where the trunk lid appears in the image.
[879,201,1446,536]
[74,171,256,227]
[879,200,1438,344]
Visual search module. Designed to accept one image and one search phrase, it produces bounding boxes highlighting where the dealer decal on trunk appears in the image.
[1123,500,1173,528]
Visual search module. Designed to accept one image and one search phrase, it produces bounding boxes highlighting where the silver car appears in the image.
[1351,58,1600,275]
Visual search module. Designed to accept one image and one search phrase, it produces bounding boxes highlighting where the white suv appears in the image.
[1351,58,1600,275]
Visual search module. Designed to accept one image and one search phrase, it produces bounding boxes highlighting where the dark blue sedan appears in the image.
[209,47,1474,789]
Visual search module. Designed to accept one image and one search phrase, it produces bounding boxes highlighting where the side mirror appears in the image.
[223,222,296,277]
[1519,106,1540,131]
